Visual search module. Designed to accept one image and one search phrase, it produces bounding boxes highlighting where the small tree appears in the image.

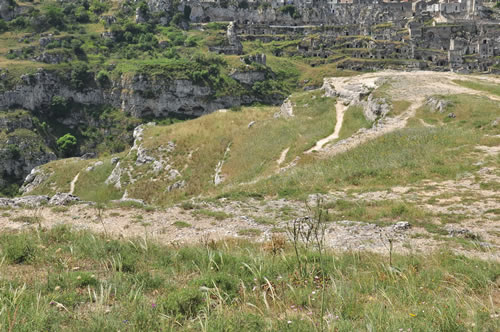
[71,62,91,90]
[50,96,68,116]
[57,134,77,157]
[96,70,110,86]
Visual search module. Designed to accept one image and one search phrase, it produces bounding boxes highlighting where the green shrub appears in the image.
[71,62,92,90]
[2,236,36,264]
[4,144,20,159]
[44,4,65,29]
[57,133,78,157]
[96,70,110,85]
[0,19,7,32]
[161,287,204,318]
[50,95,68,115]
[193,273,239,299]
[280,5,301,19]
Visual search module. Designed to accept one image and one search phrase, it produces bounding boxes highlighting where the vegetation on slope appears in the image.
[25,88,499,206]
[0,226,498,331]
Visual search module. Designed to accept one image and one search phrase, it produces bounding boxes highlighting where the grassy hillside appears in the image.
[26,85,499,206]
[27,88,344,203]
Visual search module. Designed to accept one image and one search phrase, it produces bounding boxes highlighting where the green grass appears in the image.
[228,93,498,199]
[409,94,500,133]
[0,227,498,331]
[11,215,41,224]
[103,89,337,204]
[453,79,500,97]
[192,209,233,221]
[327,199,432,225]
[172,221,192,229]
[29,156,123,202]
[236,125,480,199]
[337,105,373,140]
[237,228,263,237]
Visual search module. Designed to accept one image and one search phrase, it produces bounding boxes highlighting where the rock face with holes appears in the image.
[0,68,275,119]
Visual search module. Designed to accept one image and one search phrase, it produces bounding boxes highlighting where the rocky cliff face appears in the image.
[0,64,277,195]
[0,0,29,21]
[0,68,272,119]
[176,2,412,27]
[0,0,15,21]
[0,114,56,194]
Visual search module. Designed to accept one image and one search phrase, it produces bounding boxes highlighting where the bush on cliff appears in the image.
[57,133,78,157]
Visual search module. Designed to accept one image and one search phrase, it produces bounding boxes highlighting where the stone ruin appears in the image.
[146,0,500,73]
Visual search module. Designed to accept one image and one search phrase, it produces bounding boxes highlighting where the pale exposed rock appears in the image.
[111,190,145,205]
[152,160,164,174]
[426,97,449,113]
[0,198,12,208]
[49,192,80,206]
[363,96,391,122]
[445,225,479,239]
[35,51,71,64]
[393,221,411,231]
[230,70,266,85]
[214,143,231,185]
[168,169,181,181]
[86,161,103,172]
[0,69,269,119]
[81,153,97,160]
[478,167,492,175]
[20,166,51,194]
[105,161,123,189]
[13,195,50,207]
[168,180,186,192]
[274,98,294,118]
[135,7,147,24]
[210,21,243,55]
[1,135,56,191]
[136,146,156,165]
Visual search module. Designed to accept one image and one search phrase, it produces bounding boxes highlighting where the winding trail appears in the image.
[277,147,290,166]
[69,173,79,195]
[323,99,424,156]
[306,100,347,153]
[311,70,500,157]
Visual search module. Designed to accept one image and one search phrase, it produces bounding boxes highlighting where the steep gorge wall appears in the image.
[0,68,271,119]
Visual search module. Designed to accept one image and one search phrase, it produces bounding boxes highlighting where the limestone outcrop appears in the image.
[0,68,275,119]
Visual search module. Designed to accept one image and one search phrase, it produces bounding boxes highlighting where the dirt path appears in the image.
[277,147,290,166]
[323,99,424,156]
[306,100,346,153]
[69,173,80,195]
[312,70,500,156]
